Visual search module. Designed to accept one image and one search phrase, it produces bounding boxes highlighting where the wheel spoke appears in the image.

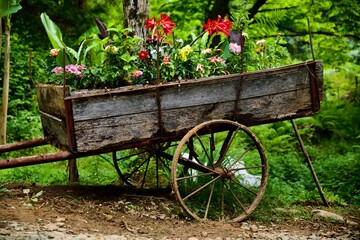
[217,126,241,167]
[186,139,201,164]
[115,150,147,162]
[140,155,151,188]
[221,181,225,221]
[158,157,171,172]
[228,143,255,169]
[204,182,215,221]
[176,171,214,181]
[183,175,221,201]
[210,131,215,164]
[231,178,258,195]
[194,132,215,168]
[231,164,264,172]
[127,154,152,179]
[223,181,248,214]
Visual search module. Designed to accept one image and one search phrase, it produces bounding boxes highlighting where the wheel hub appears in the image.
[213,167,235,179]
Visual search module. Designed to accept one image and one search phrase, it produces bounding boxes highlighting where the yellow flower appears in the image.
[179,45,192,62]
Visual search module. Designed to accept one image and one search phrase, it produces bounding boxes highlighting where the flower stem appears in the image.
[190,31,205,46]
[156,42,160,81]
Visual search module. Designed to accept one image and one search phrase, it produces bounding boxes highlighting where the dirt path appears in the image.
[0,184,359,239]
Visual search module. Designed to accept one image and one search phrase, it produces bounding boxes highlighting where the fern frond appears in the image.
[249,8,287,37]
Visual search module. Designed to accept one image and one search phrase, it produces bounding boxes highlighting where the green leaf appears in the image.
[0,0,22,16]
[123,64,131,71]
[200,32,209,49]
[120,52,137,63]
[40,12,66,50]
[221,40,231,60]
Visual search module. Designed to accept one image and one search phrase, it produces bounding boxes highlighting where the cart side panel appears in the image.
[161,61,323,131]
[71,91,159,152]
[36,85,70,150]
[39,113,69,149]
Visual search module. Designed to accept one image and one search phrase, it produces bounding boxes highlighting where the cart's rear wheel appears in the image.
[113,143,176,188]
[171,120,268,222]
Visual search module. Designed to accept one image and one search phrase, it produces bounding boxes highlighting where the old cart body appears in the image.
[1,61,324,222]
[38,61,322,152]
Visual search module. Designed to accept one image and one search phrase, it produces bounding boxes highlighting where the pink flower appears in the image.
[196,64,203,71]
[132,70,143,78]
[256,39,266,45]
[52,64,86,77]
[208,56,225,64]
[51,66,64,75]
[229,42,241,53]
[163,53,171,65]
[201,48,212,55]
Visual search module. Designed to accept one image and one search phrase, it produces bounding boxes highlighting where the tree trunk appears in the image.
[0,16,10,145]
[123,0,149,40]
[206,0,231,21]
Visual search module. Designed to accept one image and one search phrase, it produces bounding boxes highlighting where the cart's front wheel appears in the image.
[171,120,268,222]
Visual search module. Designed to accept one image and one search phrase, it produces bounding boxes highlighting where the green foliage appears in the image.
[0,162,68,185]
[0,0,22,16]
[0,33,44,142]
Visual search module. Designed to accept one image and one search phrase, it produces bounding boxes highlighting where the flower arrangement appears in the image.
[40,12,290,90]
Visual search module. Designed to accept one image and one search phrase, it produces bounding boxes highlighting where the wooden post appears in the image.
[291,119,330,207]
[68,158,79,184]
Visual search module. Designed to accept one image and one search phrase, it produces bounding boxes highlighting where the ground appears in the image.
[0,184,359,239]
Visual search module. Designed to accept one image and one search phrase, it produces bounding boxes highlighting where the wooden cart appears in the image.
[0,60,325,222]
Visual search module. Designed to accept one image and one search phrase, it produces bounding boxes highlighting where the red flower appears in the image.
[202,19,214,36]
[145,16,157,30]
[145,13,175,37]
[138,50,149,60]
[202,15,232,37]
[157,13,175,36]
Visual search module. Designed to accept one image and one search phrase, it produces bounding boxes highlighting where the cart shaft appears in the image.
[0,138,49,154]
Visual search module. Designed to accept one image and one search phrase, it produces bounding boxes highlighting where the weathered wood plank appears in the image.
[72,91,157,122]
[39,112,68,150]
[162,88,313,132]
[36,84,68,118]
[70,61,317,122]
[74,112,158,152]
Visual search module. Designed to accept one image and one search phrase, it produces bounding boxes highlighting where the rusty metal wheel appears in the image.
[113,143,176,189]
[171,120,268,222]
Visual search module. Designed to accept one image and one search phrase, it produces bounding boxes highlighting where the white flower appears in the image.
[256,39,266,45]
